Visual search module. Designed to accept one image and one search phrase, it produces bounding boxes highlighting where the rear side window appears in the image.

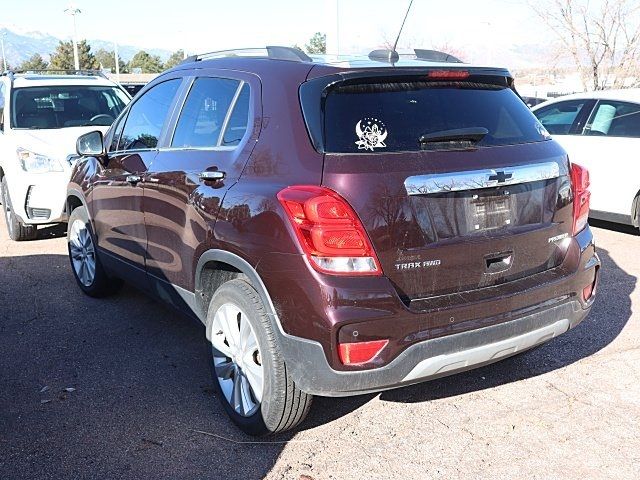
[534,100,587,135]
[171,77,241,148]
[119,79,181,151]
[222,83,250,146]
[585,100,640,138]
[324,81,548,153]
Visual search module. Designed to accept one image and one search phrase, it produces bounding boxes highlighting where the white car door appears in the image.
[533,98,599,202]
[574,100,640,219]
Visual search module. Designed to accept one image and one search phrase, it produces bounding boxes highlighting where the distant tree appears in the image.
[94,48,127,73]
[18,53,48,71]
[305,32,326,54]
[128,50,164,73]
[49,40,99,70]
[164,50,185,69]
[530,0,640,90]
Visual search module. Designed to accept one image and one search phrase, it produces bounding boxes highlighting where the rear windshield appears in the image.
[324,81,549,153]
[11,85,129,129]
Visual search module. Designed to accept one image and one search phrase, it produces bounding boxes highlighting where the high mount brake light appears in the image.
[570,163,590,235]
[277,186,382,276]
[427,70,470,80]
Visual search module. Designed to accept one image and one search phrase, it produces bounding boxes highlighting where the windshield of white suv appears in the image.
[11,85,129,129]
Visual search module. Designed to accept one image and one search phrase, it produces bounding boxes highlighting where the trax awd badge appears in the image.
[395,259,442,271]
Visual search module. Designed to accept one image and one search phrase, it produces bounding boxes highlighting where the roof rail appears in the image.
[180,46,312,65]
[4,69,109,78]
[414,49,463,63]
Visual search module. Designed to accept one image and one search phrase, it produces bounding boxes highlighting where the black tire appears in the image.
[67,206,123,297]
[206,279,312,436]
[1,177,37,241]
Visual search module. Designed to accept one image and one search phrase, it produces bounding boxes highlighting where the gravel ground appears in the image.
[0,219,638,480]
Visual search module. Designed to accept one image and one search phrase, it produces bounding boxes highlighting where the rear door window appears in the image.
[534,100,587,135]
[222,83,250,146]
[171,77,241,148]
[118,79,181,151]
[324,81,548,153]
[584,100,640,137]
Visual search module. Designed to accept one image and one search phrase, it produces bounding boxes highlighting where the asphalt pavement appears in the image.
[1,219,638,479]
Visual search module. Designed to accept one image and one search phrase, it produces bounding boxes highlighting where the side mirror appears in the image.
[77,130,105,157]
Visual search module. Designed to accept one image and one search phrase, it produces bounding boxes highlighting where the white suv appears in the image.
[0,70,130,240]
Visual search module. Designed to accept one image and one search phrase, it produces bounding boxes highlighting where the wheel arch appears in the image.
[195,250,276,325]
[65,188,88,217]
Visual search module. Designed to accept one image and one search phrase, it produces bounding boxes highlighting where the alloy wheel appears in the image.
[69,219,97,287]
[211,303,264,417]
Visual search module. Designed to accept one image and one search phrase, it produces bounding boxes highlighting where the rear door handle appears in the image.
[126,174,142,185]
[199,171,225,181]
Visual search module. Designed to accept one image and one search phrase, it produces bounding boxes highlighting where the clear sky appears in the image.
[1,0,540,61]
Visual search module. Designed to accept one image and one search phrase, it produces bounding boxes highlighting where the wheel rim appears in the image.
[1,182,15,238]
[211,303,264,417]
[69,219,96,287]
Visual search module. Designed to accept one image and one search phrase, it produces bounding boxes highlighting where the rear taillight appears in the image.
[277,186,382,276]
[570,163,590,235]
[338,339,389,365]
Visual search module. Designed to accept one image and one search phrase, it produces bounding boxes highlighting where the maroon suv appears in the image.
[67,47,600,435]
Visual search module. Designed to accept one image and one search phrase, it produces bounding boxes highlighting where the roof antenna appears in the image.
[369,0,414,63]
[392,0,414,53]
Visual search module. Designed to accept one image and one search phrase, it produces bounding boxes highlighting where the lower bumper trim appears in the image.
[403,318,569,382]
[277,300,589,397]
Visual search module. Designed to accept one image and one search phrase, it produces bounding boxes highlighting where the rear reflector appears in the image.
[583,273,597,302]
[570,163,590,235]
[427,70,470,80]
[278,186,382,275]
[338,339,389,365]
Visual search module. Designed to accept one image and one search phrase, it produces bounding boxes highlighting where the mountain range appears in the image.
[0,27,172,67]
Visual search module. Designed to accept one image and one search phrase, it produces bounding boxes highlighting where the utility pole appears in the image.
[0,31,7,72]
[65,4,81,70]
[114,41,120,82]
[326,0,340,56]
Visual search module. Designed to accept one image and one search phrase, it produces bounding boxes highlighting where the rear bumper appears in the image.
[263,226,599,397]
[277,299,590,396]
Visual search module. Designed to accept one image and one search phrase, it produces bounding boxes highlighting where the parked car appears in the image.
[67,47,600,435]
[0,70,130,240]
[120,82,145,98]
[521,95,548,108]
[532,89,640,228]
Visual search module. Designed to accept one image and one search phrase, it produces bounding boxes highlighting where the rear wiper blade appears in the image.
[419,127,489,144]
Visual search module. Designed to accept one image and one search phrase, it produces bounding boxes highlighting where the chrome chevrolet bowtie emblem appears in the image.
[488,171,513,183]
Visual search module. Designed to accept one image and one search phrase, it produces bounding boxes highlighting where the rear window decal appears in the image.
[355,118,388,151]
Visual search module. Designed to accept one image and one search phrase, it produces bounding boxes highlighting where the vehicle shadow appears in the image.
[36,223,67,239]
[1,245,633,478]
[0,254,287,480]
[590,218,639,236]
